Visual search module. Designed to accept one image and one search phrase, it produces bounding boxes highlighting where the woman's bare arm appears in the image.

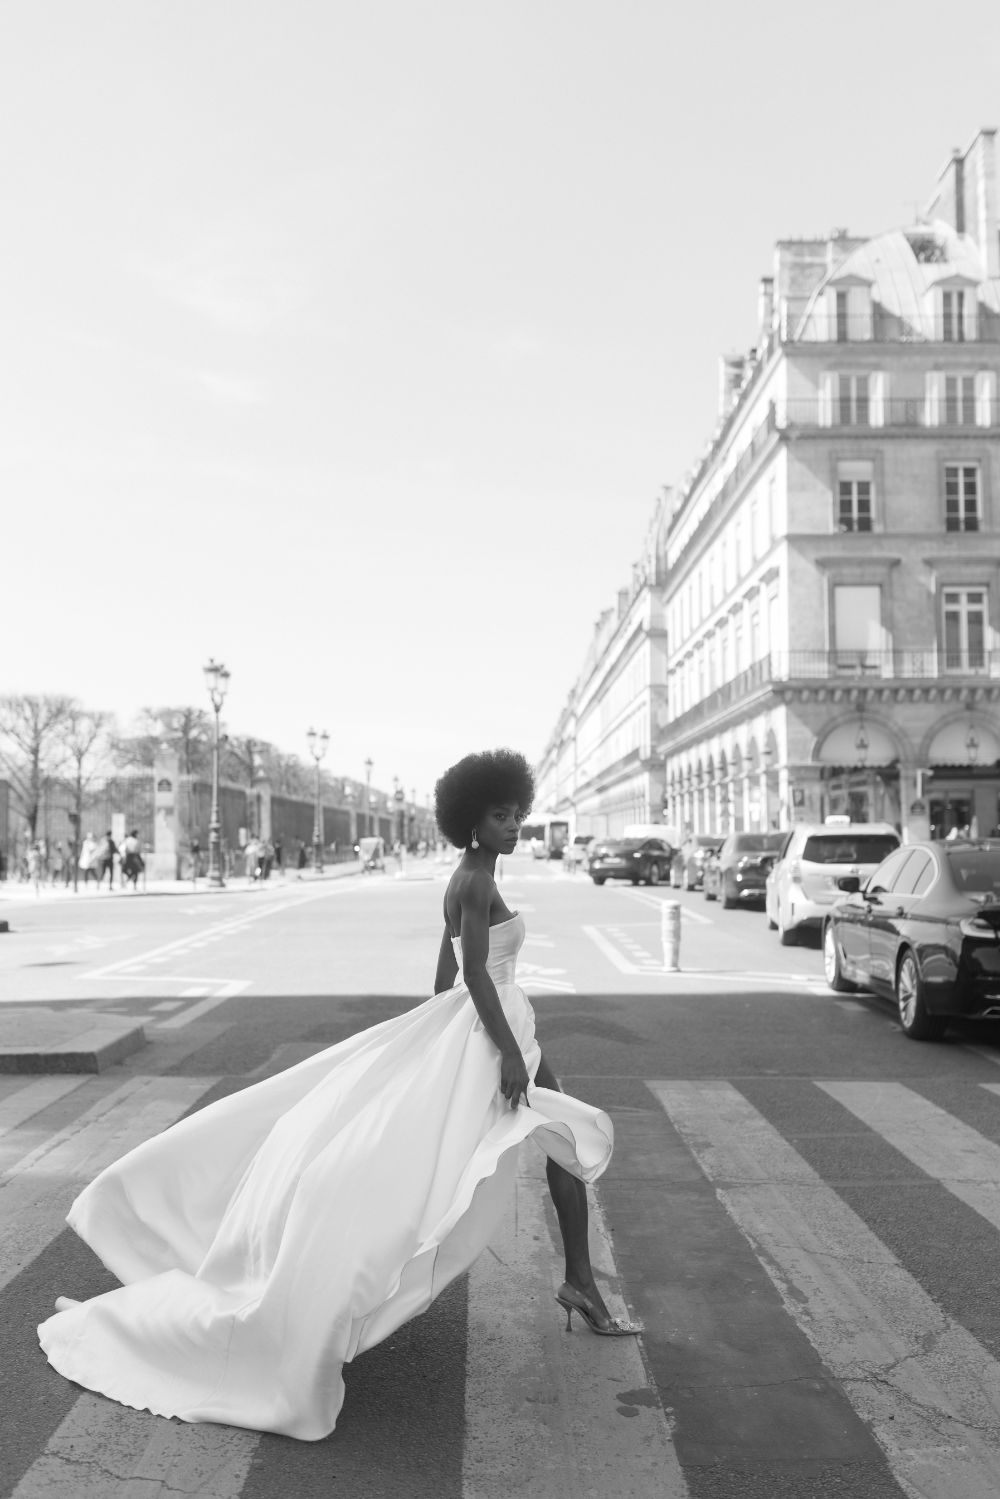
[433,927,459,994]
[457,877,530,1108]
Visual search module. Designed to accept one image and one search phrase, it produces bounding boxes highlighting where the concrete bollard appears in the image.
[661,900,681,971]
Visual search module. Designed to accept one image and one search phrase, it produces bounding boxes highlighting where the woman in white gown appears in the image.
[38,748,638,1441]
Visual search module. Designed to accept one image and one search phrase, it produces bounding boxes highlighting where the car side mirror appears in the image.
[837,875,861,894]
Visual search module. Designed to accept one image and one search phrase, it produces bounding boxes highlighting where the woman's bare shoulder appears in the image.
[444,868,495,929]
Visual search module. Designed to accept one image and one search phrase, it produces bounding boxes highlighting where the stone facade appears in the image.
[660,130,1000,843]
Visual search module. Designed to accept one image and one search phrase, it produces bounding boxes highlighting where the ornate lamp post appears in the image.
[364,756,374,837]
[307,728,330,871]
[203,658,230,888]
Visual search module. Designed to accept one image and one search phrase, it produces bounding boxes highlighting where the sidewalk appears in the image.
[0,862,365,1074]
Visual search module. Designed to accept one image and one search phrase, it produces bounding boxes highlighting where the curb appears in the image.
[0,1015,148,1075]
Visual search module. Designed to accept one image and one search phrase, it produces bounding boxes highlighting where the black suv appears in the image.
[589,836,673,887]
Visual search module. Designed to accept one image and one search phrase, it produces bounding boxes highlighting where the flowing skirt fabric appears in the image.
[38,968,612,1439]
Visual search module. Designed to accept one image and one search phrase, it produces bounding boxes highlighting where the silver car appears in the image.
[765,821,900,945]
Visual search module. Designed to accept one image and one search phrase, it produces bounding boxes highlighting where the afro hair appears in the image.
[434,748,535,849]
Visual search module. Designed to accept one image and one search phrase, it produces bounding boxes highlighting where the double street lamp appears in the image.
[307,728,330,871]
[203,658,231,887]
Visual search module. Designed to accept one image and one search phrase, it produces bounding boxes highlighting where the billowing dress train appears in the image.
[38,913,613,1440]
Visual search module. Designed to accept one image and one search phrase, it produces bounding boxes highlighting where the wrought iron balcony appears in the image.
[782,313,1000,344]
[665,650,1000,742]
[778,398,998,430]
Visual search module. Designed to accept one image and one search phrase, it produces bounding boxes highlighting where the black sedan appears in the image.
[822,839,1000,1039]
[589,836,673,887]
[703,831,786,907]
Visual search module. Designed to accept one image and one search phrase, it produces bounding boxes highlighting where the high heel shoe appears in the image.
[555,1283,642,1337]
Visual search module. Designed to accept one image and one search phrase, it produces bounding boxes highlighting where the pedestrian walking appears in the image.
[39,748,635,1440]
[27,841,44,896]
[78,833,99,887]
[49,843,65,887]
[296,838,307,878]
[96,831,119,890]
[273,836,284,876]
[120,830,144,892]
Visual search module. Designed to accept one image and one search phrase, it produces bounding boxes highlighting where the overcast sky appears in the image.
[1,1,997,804]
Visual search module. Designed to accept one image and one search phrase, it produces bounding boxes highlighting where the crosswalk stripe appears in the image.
[0,1077,88,1140]
[819,1081,1000,1232]
[462,1147,684,1499]
[8,1396,259,1499]
[0,1076,213,1296]
[649,1079,1000,1499]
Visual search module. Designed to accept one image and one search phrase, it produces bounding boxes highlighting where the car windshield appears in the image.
[734,834,785,853]
[802,834,899,864]
[947,848,1000,896]
[695,836,720,848]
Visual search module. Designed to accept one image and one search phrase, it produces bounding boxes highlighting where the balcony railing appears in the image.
[778,398,998,431]
[782,313,1000,344]
[666,649,1000,741]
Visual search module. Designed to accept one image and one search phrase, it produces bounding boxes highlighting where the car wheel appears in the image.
[896,950,947,1041]
[591,876,606,886]
[647,863,661,886]
[823,922,857,993]
[704,883,716,902]
[777,902,797,945]
[721,877,737,910]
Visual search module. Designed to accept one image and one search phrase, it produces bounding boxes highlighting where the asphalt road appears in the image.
[4,855,1000,1498]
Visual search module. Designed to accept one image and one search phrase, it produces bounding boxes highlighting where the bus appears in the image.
[518,813,572,860]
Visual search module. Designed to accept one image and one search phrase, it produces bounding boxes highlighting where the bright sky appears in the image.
[1,1,997,804]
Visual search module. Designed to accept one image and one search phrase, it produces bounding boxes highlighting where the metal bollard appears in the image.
[661,900,681,971]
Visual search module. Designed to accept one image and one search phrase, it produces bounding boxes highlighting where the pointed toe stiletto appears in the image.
[555,1283,643,1337]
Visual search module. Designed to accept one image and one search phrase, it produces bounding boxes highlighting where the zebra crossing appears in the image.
[7,1067,1000,1495]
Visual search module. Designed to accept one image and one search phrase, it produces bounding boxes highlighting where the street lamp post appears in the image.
[364,757,374,838]
[307,728,330,871]
[203,658,230,888]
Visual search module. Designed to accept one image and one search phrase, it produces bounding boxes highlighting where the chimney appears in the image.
[718,353,746,418]
[969,128,999,276]
[757,277,774,342]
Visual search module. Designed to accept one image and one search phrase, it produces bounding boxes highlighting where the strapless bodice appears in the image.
[451,911,523,987]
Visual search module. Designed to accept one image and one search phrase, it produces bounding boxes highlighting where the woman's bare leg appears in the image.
[535,1053,614,1323]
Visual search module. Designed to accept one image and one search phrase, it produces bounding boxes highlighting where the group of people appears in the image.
[8,830,145,893]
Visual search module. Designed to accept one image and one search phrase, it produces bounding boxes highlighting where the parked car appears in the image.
[670,834,724,890]
[822,839,1000,1040]
[563,834,594,872]
[589,836,674,887]
[766,821,900,945]
[703,831,786,907]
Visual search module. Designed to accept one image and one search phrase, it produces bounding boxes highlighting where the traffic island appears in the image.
[0,1008,147,1074]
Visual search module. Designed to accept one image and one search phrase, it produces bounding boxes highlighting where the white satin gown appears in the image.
[38,913,613,1440]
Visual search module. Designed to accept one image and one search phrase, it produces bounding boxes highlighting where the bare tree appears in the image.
[59,709,112,892]
[222,735,265,835]
[113,706,211,779]
[0,694,75,843]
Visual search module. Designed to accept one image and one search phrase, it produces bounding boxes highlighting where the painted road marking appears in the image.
[153,980,251,1030]
[0,1076,88,1140]
[821,1082,1000,1235]
[651,1079,1000,1499]
[0,1076,214,1295]
[624,889,713,925]
[463,1143,684,1499]
[8,1395,259,1499]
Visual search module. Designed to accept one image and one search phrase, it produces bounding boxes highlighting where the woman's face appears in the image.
[476,802,524,855]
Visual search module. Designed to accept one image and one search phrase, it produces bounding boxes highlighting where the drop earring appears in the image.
[470,828,479,849]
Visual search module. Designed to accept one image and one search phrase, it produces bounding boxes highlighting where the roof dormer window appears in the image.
[927,276,979,341]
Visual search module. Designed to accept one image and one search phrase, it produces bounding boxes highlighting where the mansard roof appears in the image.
[794,223,1000,339]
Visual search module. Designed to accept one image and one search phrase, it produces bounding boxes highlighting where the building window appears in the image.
[945,375,976,426]
[944,464,981,531]
[942,587,987,671]
[836,290,849,342]
[833,584,882,669]
[836,461,874,532]
[838,374,869,426]
[942,289,966,342]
